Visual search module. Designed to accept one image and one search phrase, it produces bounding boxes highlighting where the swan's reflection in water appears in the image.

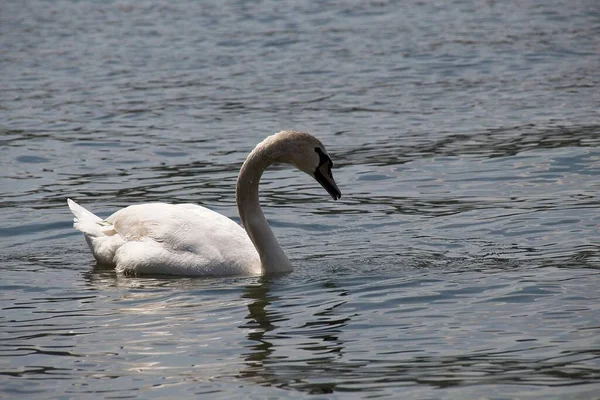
[241,281,278,364]
[239,278,350,394]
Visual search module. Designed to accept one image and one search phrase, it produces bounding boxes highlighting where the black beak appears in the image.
[314,161,341,200]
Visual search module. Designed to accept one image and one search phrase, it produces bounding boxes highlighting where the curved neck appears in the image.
[236,145,292,274]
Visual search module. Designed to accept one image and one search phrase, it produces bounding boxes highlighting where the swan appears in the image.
[67,130,341,276]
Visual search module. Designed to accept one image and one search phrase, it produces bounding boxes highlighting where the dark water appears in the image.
[2,0,600,398]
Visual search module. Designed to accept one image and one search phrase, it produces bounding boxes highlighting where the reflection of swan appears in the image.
[68,131,341,276]
[239,279,349,393]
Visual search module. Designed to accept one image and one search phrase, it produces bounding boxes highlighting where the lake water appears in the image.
[1,0,600,398]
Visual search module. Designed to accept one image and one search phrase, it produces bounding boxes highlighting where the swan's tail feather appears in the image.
[67,198,115,238]
[67,198,102,222]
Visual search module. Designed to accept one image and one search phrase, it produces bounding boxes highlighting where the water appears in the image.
[1,0,600,398]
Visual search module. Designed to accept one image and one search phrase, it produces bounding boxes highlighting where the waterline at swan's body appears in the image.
[68,130,341,276]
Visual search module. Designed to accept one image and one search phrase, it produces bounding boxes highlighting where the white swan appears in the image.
[67,130,341,276]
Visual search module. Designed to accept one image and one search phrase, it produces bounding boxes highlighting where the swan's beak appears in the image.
[314,162,341,200]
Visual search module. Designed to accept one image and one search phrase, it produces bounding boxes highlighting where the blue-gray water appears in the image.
[1,0,600,398]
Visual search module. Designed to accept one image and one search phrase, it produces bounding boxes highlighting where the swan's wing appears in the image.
[107,203,248,249]
[106,203,260,275]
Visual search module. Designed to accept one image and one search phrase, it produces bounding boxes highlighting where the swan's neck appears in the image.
[236,145,293,274]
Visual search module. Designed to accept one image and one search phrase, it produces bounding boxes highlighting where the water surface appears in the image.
[1,0,600,398]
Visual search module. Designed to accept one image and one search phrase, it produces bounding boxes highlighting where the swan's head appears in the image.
[265,131,342,200]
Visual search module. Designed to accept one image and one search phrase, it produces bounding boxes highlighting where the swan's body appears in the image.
[68,200,262,275]
[68,131,341,276]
